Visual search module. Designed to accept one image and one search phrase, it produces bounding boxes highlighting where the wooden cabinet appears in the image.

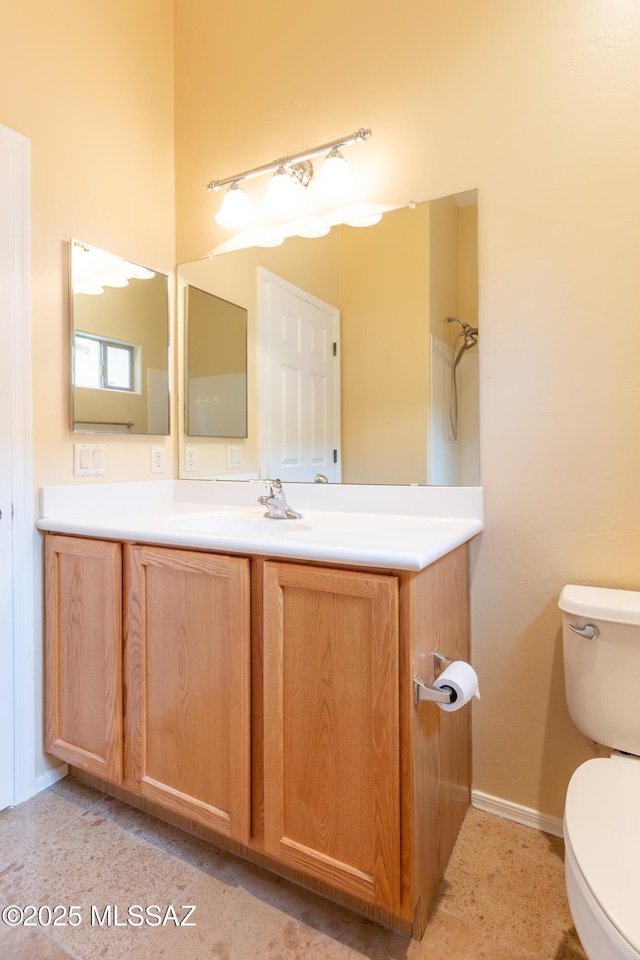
[45,535,123,783]
[262,561,401,912]
[125,544,251,843]
[44,533,470,938]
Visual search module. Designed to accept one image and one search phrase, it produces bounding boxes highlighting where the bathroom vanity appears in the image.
[39,480,482,937]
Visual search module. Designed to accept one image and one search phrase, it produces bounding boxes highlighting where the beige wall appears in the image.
[458,204,478,333]
[0,0,176,488]
[174,0,640,818]
[428,195,460,346]
[1,0,175,779]
[340,205,430,484]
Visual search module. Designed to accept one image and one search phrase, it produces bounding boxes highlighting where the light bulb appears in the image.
[319,148,353,202]
[215,182,253,229]
[264,168,298,217]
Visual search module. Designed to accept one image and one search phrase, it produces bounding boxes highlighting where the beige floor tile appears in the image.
[453,807,565,868]
[0,802,226,960]
[0,779,592,960]
[437,810,586,959]
[0,921,75,960]
[125,865,382,960]
[0,777,104,872]
[371,909,543,960]
[91,795,230,875]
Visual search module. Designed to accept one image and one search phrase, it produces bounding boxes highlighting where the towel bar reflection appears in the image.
[74,419,135,429]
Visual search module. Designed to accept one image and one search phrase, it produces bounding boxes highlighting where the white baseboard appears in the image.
[35,764,69,795]
[471,789,564,838]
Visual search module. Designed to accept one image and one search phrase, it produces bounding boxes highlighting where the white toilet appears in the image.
[559,584,640,960]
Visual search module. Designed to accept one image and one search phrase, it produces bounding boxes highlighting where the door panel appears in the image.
[125,545,251,843]
[262,561,401,912]
[260,271,340,481]
[45,535,123,782]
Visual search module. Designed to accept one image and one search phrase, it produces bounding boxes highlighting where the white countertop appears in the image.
[37,480,483,571]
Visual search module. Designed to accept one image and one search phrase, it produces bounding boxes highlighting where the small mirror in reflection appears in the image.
[185,286,248,438]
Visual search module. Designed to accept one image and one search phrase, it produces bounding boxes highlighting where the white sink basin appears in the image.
[174,515,313,535]
[166,505,344,537]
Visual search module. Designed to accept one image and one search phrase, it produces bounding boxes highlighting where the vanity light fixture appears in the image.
[214,181,253,229]
[346,212,383,227]
[207,128,372,228]
[264,166,300,217]
[318,147,353,202]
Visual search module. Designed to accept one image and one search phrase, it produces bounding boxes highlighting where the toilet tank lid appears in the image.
[559,584,640,625]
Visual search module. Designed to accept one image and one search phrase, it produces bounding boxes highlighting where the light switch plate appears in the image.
[226,445,243,468]
[74,442,105,476]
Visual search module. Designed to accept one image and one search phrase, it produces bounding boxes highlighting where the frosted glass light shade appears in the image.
[319,149,353,202]
[345,213,382,227]
[215,182,253,229]
[265,168,298,217]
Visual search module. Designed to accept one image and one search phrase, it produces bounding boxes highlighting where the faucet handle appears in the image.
[263,478,282,496]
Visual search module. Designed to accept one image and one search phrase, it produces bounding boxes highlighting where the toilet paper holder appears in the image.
[413,650,457,706]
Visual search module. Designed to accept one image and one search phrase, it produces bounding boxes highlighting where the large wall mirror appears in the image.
[178,189,479,484]
[71,239,170,435]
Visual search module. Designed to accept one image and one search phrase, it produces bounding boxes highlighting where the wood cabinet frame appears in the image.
[44,533,471,938]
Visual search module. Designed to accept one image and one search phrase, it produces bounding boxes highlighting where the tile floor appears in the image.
[0,777,586,960]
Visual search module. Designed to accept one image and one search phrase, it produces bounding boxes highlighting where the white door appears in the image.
[0,124,33,810]
[259,270,341,482]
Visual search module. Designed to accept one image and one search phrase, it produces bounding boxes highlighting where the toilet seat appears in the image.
[564,757,640,959]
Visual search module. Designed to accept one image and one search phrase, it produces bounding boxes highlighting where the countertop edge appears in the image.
[36,515,483,572]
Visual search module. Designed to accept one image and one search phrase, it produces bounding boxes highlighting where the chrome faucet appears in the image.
[258,479,303,520]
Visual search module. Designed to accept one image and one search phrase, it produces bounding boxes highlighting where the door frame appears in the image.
[257,267,341,481]
[0,124,36,805]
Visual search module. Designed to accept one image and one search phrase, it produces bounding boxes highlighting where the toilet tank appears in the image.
[559,585,640,756]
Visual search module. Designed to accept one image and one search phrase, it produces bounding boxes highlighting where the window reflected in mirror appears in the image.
[71,240,170,435]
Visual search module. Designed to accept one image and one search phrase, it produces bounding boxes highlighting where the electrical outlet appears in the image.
[150,445,166,474]
[184,445,197,472]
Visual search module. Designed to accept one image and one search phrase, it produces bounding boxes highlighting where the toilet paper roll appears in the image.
[432,660,481,712]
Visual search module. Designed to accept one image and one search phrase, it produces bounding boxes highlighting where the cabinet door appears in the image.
[125,545,251,843]
[45,535,123,782]
[262,561,401,913]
